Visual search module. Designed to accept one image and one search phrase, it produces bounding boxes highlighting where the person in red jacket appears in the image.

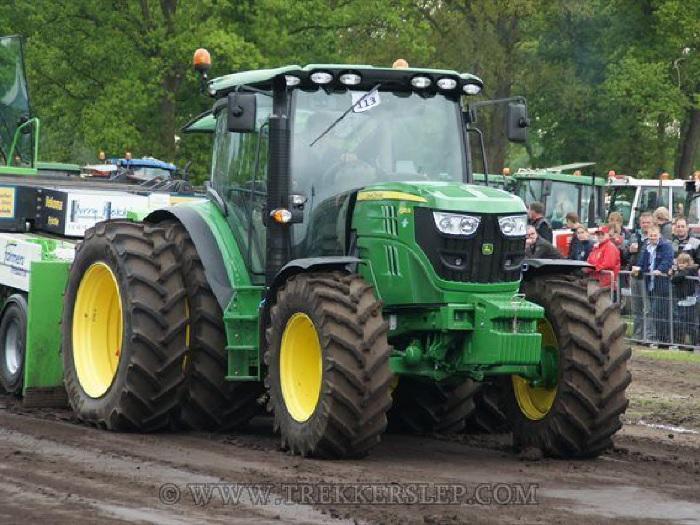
[586,226,621,288]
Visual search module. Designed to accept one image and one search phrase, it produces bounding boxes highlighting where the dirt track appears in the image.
[1,349,699,525]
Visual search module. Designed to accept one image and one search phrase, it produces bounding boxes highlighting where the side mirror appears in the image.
[506,102,529,143]
[227,93,257,133]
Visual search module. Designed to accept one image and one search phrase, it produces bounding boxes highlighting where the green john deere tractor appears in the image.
[56,54,631,458]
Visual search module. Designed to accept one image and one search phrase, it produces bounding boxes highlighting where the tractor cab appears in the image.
[201,63,530,285]
[511,163,606,255]
[0,35,35,173]
[0,35,82,178]
[512,163,605,228]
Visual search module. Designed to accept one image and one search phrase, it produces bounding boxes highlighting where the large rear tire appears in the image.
[502,275,631,458]
[388,378,478,434]
[0,294,28,396]
[265,272,393,458]
[62,221,188,431]
[164,222,264,431]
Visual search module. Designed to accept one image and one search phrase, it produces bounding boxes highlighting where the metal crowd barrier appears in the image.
[616,270,699,351]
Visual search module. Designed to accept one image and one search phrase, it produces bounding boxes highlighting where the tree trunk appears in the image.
[158,0,179,161]
[655,115,668,175]
[484,13,518,175]
[485,86,510,174]
[159,73,180,161]
[675,107,700,179]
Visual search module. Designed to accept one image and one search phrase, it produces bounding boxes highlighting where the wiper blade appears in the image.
[309,83,381,147]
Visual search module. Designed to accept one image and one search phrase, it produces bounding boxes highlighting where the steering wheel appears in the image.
[320,157,377,193]
[381,170,431,182]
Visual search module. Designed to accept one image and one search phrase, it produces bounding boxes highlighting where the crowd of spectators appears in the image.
[525,201,700,348]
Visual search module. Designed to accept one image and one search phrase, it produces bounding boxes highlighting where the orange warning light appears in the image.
[193,48,211,73]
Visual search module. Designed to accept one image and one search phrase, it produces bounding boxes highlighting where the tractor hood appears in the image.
[356,181,527,214]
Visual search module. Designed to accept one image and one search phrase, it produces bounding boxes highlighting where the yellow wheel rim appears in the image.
[72,262,123,398]
[279,313,323,422]
[512,318,558,420]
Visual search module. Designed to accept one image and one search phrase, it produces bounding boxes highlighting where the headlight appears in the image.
[339,73,361,85]
[433,212,480,236]
[285,75,301,87]
[411,76,432,89]
[463,83,482,95]
[498,215,527,237]
[436,78,457,90]
[310,71,333,84]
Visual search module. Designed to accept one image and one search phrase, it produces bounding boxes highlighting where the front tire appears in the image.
[0,294,28,396]
[62,221,188,431]
[265,272,393,458]
[502,275,631,458]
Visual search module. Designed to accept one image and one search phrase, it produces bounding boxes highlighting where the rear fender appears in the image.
[146,204,251,311]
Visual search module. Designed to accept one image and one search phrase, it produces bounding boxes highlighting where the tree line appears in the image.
[1,0,697,183]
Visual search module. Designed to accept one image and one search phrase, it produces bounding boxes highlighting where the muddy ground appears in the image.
[1,348,699,525]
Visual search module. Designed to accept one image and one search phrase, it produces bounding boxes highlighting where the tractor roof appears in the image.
[207,64,483,97]
[514,166,606,186]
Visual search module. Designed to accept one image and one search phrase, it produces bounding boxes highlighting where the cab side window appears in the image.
[210,94,272,277]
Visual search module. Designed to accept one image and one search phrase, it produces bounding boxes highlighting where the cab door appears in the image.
[210,94,272,283]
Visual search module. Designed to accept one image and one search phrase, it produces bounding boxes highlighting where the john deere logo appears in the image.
[482,243,494,255]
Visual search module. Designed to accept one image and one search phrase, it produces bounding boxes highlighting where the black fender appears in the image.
[259,256,362,346]
[146,208,233,311]
[520,258,591,280]
[267,256,362,299]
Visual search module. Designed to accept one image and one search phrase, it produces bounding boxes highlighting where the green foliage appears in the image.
[521,0,698,176]
[0,0,697,182]
[635,348,700,364]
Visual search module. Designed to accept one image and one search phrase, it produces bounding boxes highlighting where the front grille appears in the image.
[414,208,525,283]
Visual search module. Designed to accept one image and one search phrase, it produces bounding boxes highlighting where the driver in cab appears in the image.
[294,107,378,199]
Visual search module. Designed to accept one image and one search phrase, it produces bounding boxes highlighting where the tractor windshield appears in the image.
[290,88,465,201]
[288,88,464,258]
